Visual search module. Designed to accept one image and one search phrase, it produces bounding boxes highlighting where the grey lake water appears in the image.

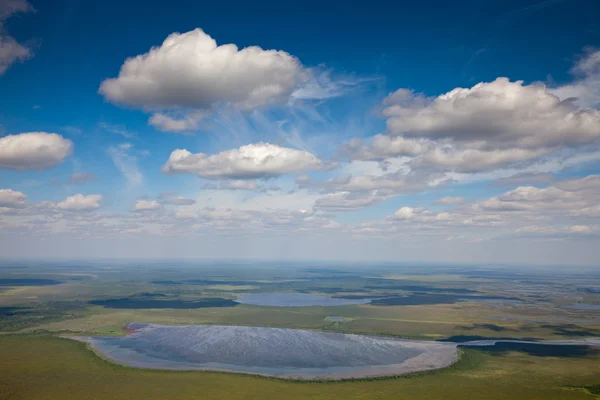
[70,324,600,380]
[73,323,458,379]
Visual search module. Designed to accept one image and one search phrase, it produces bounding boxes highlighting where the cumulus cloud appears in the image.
[148,113,204,133]
[132,199,162,212]
[383,78,600,150]
[340,134,431,161]
[551,48,600,109]
[479,175,600,217]
[99,28,307,132]
[56,194,101,211]
[0,132,73,170]
[0,188,26,208]
[0,0,34,75]
[392,206,452,222]
[162,143,328,180]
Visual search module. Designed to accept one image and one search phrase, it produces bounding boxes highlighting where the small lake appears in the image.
[234,293,372,307]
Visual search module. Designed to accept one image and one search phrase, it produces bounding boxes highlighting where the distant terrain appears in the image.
[1,262,600,398]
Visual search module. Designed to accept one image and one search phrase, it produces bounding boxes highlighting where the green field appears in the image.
[1,335,599,400]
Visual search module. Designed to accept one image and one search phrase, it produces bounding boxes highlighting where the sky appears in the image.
[1,0,600,266]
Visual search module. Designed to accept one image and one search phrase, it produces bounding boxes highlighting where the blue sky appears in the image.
[1,0,600,265]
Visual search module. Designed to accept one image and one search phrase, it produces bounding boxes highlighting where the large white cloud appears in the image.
[383,77,600,150]
[162,143,328,180]
[0,0,34,75]
[99,28,305,114]
[56,194,101,211]
[0,132,73,170]
[0,188,26,208]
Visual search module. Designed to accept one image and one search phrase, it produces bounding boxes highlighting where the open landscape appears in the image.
[2,0,600,398]
[1,261,600,398]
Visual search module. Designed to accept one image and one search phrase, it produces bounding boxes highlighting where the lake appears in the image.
[71,324,600,380]
[74,324,458,379]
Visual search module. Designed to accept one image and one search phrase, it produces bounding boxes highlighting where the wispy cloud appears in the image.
[107,143,143,186]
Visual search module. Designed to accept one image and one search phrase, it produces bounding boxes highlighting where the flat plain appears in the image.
[1,261,600,399]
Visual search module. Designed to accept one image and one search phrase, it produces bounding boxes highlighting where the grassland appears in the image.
[1,334,600,400]
[2,262,600,399]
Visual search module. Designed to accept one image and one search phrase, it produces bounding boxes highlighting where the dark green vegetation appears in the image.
[89,297,238,309]
[0,301,87,331]
[470,342,600,357]
[364,285,478,293]
[0,278,62,286]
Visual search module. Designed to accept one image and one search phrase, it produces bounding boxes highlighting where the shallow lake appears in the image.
[72,324,600,380]
[76,324,457,379]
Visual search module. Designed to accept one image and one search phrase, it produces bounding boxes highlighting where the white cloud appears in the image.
[567,225,593,234]
[0,188,26,208]
[434,196,465,205]
[175,206,198,220]
[0,0,34,75]
[0,132,73,170]
[0,36,32,74]
[551,48,600,109]
[341,134,431,161]
[162,142,328,179]
[489,172,554,187]
[107,143,143,186]
[0,0,32,19]
[391,206,452,222]
[67,172,96,185]
[148,112,205,133]
[314,191,389,211]
[419,146,548,173]
[163,197,196,206]
[478,175,600,217]
[132,199,161,212]
[516,225,559,235]
[56,194,101,211]
[205,180,263,191]
[99,28,305,115]
[383,78,600,150]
